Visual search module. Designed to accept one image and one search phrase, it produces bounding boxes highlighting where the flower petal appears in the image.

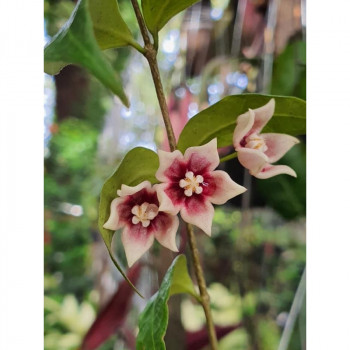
[121,225,154,267]
[233,109,255,148]
[117,181,151,197]
[180,198,214,236]
[237,148,268,175]
[207,170,247,205]
[153,213,179,252]
[255,164,297,179]
[156,149,184,182]
[250,98,275,134]
[154,183,180,215]
[262,133,300,163]
[103,197,124,230]
[184,138,219,173]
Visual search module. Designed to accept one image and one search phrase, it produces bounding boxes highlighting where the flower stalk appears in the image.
[130,1,219,348]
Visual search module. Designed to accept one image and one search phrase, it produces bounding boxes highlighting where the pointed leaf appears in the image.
[136,255,199,350]
[177,94,306,153]
[142,0,200,38]
[81,264,142,350]
[98,147,159,296]
[44,0,129,106]
[89,0,136,50]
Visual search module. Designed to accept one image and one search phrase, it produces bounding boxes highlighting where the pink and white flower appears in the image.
[154,139,246,236]
[103,181,179,267]
[233,99,300,179]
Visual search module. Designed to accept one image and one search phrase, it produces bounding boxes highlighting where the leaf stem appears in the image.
[131,1,218,348]
[107,248,144,298]
[153,33,159,51]
[220,151,238,163]
[128,39,147,54]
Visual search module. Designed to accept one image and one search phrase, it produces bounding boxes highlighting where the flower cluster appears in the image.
[104,99,299,266]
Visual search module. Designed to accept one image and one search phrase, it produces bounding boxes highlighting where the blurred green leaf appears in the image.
[98,147,159,296]
[177,94,306,152]
[271,41,306,100]
[44,0,76,36]
[89,0,135,50]
[142,0,200,39]
[51,119,98,171]
[44,0,129,106]
[257,318,280,350]
[136,255,199,350]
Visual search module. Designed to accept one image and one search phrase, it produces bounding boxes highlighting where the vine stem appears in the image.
[130,0,176,150]
[130,1,218,349]
[186,223,219,349]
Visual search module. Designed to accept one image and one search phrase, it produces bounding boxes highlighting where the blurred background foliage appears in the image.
[44,0,306,349]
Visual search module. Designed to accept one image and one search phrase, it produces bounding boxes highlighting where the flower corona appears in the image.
[155,139,246,235]
[103,181,179,267]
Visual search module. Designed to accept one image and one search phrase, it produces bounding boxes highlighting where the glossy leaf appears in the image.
[177,94,306,153]
[136,255,199,350]
[89,0,135,50]
[44,0,129,106]
[98,147,159,296]
[142,0,200,38]
[81,264,142,350]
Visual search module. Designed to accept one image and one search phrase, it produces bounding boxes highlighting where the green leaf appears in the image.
[142,0,200,38]
[271,41,306,100]
[44,0,129,107]
[98,147,159,296]
[136,255,199,350]
[177,94,306,153]
[256,143,306,219]
[89,0,136,50]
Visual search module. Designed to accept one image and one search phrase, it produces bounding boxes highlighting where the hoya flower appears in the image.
[103,181,179,267]
[155,139,246,236]
[233,99,300,179]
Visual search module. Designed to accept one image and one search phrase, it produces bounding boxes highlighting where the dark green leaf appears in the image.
[89,0,136,50]
[44,0,129,106]
[271,41,306,100]
[257,143,306,219]
[142,0,200,38]
[136,255,199,350]
[98,147,159,296]
[177,94,306,153]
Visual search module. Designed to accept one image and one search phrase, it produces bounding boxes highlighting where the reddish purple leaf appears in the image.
[186,323,243,350]
[81,263,142,350]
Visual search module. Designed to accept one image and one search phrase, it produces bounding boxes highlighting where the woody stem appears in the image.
[186,223,219,349]
[130,0,176,151]
[131,1,218,349]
